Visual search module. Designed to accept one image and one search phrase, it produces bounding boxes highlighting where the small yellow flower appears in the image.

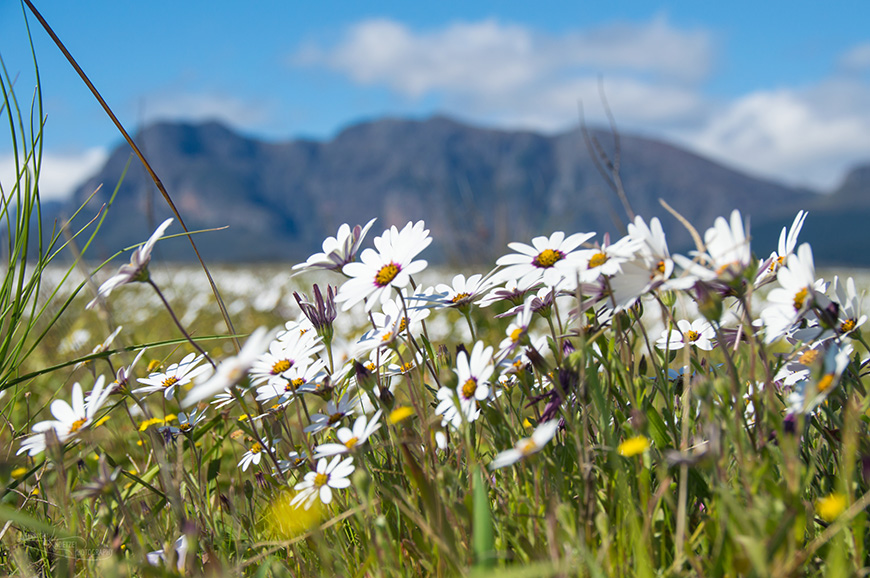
[618,435,650,457]
[11,467,27,478]
[816,493,847,522]
[138,417,163,432]
[522,418,533,428]
[136,440,144,446]
[265,490,324,539]
[389,406,414,424]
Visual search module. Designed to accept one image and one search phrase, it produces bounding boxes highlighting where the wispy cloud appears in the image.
[295,18,870,189]
[136,92,274,130]
[0,147,108,201]
[686,79,870,188]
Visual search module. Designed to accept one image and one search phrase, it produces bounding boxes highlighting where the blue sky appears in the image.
[1,1,869,199]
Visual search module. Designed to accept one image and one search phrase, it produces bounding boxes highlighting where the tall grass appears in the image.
[2,6,870,578]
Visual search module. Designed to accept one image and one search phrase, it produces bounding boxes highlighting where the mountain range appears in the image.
[54,115,869,266]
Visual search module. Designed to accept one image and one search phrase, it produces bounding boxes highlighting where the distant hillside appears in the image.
[63,116,834,265]
[791,163,870,266]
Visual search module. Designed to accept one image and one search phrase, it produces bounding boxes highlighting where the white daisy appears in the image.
[371,288,433,338]
[238,438,277,472]
[292,218,377,272]
[674,210,751,282]
[159,409,207,437]
[435,385,476,430]
[304,396,359,434]
[87,218,173,309]
[182,327,275,407]
[760,243,825,344]
[455,342,494,409]
[832,276,866,337]
[291,455,355,510]
[490,419,560,469]
[314,410,383,458]
[273,450,308,476]
[17,376,113,456]
[133,353,209,399]
[210,390,238,410]
[496,299,535,360]
[575,233,644,283]
[656,319,715,351]
[757,210,807,284]
[254,358,325,404]
[477,275,541,308]
[249,333,323,390]
[495,231,595,290]
[146,535,189,572]
[336,221,431,312]
[73,326,123,369]
[432,273,497,309]
[786,343,852,415]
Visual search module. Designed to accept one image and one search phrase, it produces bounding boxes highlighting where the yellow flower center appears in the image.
[399,317,409,332]
[344,437,359,449]
[285,378,305,392]
[510,328,524,342]
[817,374,835,393]
[400,362,415,373]
[381,331,393,342]
[793,287,809,311]
[461,378,478,400]
[656,260,666,275]
[162,376,179,389]
[799,349,820,365]
[685,330,701,342]
[533,249,565,268]
[314,472,329,487]
[250,443,263,454]
[374,262,400,287]
[451,292,471,303]
[179,423,192,432]
[840,318,857,333]
[365,362,377,372]
[272,359,292,374]
[69,418,87,434]
[328,412,343,425]
[588,252,608,268]
[518,438,538,456]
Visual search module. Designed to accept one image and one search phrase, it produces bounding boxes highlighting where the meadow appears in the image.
[4,11,870,578]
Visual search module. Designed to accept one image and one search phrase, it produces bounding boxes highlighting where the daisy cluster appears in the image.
[15,209,869,532]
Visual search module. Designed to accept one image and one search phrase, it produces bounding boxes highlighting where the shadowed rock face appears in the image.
[64,115,831,265]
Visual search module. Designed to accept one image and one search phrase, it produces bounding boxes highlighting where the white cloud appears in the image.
[0,147,108,201]
[294,16,713,130]
[686,79,870,189]
[137,92,272,130]
[298,16,712,95]
[295,20,870,189]
[839,42,870,72]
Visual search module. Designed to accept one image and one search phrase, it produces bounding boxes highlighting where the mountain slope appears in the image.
[66,116,823,265]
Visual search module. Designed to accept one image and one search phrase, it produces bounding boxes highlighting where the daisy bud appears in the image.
[660,290,677,309]
[353,361,376,393]
[694,282,723,323]
[294,285,337,343]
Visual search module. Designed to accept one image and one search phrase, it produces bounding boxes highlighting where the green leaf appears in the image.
[472,467,495,569]
[0,504,73,539]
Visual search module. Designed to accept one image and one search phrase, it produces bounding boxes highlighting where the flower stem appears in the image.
[147,279,215,367]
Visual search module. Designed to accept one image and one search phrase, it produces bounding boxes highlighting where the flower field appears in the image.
[5,204,870,576]
[5,20,870,577]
